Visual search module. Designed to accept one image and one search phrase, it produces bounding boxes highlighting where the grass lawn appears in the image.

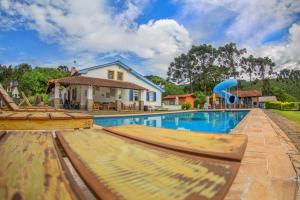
[270,109,300,125]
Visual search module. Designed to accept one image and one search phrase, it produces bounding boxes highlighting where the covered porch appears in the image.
[48,76,146,112]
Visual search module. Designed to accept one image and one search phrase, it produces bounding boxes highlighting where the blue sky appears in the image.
[0,0,300,75]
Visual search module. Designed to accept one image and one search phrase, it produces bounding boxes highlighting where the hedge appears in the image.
[265,101,300,111]
[182,102,192,110]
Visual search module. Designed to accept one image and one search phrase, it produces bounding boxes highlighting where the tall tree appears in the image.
[217,43,246,79]
[57,65,70,74]
[241,55,257,83]
[189,44,218,94]
[256,57,275,80]
[167,53,197,92]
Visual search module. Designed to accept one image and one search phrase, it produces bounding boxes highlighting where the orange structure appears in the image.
[163,94,196,108]
[211,89,262,109]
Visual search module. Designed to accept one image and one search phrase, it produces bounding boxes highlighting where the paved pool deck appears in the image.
[225,108,298,200]
[81,109,299,199]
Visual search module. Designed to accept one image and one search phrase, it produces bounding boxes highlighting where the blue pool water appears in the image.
[94,110,249,133]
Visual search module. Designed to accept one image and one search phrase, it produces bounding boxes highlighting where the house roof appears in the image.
[163,94,195,100]
[214,89,262,98]
[48,76,147,91]
[258,96,277,102]
[231,90,262,97]
[77,61,164,92]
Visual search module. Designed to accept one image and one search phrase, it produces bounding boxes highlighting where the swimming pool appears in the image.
[94,110,249,133]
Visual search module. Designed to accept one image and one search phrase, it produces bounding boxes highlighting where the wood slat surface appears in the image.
[66,113,93,119]
[0,131,80,200]
[0,87,19,111]
[28,112,51,120]
[7,112,30,120]
[57,128,241,200]
[104,125,248,161]
[50,112,73,120]
[0,112,14,119]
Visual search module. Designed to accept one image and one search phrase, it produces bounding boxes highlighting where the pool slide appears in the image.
[213,79,238,105]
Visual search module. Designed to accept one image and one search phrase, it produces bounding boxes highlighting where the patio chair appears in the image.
[148,105,156,112]
[93,102,100,111]
[108,102,116,110]
[0,85,63,112]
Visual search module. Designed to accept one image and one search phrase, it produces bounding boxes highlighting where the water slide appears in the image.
[213,79,238,105]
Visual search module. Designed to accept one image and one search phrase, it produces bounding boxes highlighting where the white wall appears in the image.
[81,64,162,106]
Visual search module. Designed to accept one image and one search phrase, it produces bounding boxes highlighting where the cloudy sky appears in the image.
[0,0,300,76]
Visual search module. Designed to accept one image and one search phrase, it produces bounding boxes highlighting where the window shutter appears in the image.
[146,91,149,101]
[153,92,157,102]
[129,89,133,101]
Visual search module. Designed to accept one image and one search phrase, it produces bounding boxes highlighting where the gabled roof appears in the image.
[214,89,262,98]
[77,61,164,92]
[48,76,146,91]
[258,96,277,102]
[231,90,262,97]
[163,94,195,100]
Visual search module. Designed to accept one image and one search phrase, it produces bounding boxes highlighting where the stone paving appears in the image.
[225,109,298,200]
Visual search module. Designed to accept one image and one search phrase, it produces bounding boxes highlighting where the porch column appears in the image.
[54,83,60,108]
[115,100,122,111]
[139,100,144,111]
[80,86,86,110]
[87,85,93,112]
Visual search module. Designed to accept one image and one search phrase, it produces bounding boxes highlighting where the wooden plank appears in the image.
[0,112,14,120]
[0,119,93,130]
[0,131,79,200]
[104,125,248,161]
[7,112,30,120]
[66,113,93,119]
[50,112,72,120]
[28,113,51,120]
[0,87,19,111]
[57,128,241,200]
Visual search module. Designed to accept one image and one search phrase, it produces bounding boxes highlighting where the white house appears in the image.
[48,61,164,111]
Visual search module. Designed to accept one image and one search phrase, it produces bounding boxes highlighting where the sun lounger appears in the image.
[0,86,63,112]
[57,128,242,200]
[19,91,32,106]
[0,111,93,130]
[104,125,248,161]
[0,131,84,200]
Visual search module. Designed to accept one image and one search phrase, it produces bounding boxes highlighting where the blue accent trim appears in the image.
[129,89,133,101]
[146,91,150,101]
[77,61,164,92]
[153,92,157,102]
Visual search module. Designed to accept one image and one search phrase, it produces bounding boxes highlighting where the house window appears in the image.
[110,88,116,97]
[107,70,115,80]
[149,92,154,102]
[146,91,157,102]
[129,89,139,101]
[117,71,124,81]
[133,90,139,101]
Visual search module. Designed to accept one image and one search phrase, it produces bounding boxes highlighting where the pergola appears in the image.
[48,76,146,111]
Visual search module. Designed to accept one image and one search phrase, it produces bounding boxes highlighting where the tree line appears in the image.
[164,43,300,101]
[0,63,69,95]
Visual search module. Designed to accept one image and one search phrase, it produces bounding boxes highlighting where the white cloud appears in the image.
[254,23,300,71]
[0,0,192,75]
[178,0,300,45]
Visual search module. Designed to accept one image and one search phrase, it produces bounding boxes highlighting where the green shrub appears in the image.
[194,99,200,108]
[265,101,300,111]
[182,102,192,110]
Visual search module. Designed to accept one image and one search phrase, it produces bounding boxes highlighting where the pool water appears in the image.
[94,111,249,133]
